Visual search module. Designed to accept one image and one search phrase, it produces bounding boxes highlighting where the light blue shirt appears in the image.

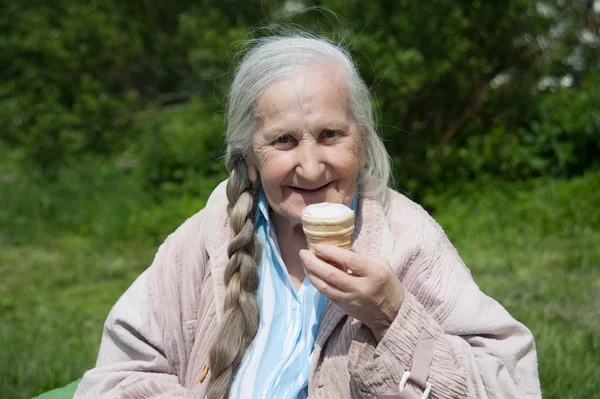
[229,191,357,398]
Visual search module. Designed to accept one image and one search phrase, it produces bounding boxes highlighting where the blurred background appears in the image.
[0,1,598,398]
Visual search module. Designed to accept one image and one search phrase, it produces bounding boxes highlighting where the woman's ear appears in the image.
[245,156,259,183]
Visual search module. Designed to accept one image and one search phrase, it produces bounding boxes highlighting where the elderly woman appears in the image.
[74,36,541,398]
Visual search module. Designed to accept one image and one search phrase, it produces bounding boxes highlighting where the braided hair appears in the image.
[206,158,260,398]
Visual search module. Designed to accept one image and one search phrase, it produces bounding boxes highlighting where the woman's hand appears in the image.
[299,244,405,342]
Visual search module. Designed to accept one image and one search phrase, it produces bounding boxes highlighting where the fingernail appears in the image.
[314,244,325,253]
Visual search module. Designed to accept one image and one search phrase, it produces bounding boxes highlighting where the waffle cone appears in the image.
[301,211,354,272]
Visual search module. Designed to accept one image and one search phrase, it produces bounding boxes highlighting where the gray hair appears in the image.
[226,35,392,203]
[206,35,391,398]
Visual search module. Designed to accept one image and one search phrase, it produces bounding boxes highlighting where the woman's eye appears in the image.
[323,130,338,139]
[273,135,295,148]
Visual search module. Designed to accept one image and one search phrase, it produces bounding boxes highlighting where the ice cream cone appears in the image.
[301,203,355,272]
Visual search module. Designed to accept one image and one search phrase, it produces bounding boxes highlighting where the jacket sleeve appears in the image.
[348,213,541,399]
[74,211,208,399]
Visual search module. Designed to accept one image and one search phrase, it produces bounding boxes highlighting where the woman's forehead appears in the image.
[255,65,353,128]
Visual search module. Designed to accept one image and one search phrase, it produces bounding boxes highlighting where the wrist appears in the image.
[368,287,404,342]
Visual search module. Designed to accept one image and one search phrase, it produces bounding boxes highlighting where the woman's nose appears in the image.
[295,142,324,181]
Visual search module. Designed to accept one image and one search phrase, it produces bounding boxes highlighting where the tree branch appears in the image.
[432,81,490,160]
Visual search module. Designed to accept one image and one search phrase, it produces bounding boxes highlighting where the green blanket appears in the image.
[32,379,80,399]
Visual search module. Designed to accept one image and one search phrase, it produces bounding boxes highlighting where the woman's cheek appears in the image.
[262,153,293,180]
[328,147,360,173]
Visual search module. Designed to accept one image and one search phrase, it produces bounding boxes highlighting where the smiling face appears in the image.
[245,63,365,226]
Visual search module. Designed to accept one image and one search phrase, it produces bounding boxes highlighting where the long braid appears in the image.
[206,158,260,399]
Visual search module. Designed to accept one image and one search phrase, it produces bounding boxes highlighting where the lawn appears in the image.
[1,173,599,398]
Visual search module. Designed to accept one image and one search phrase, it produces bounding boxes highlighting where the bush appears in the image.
[431,80,600,190]
[0,163,150,245]
[424,171,600,240]
[129,97,228,199]
[0,151,226,247]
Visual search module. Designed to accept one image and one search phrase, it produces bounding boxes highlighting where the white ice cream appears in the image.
[302,202,353,220]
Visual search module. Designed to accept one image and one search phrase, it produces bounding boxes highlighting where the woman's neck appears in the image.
[271,211,308,291]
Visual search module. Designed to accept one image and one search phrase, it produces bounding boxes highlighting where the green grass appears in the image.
[0,235,155,398]
[1,172,599,398]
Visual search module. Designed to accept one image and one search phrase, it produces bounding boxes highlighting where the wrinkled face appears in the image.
[245,63,365,225]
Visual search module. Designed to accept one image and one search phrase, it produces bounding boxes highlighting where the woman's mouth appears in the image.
[290,182,333,196]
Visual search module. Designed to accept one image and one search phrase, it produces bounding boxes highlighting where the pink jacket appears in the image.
[74,181,541,398]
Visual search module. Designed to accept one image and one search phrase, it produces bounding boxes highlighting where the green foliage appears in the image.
[522,82,600,176]
[0,2,145,170]
[426,171,600,239]
[0,1,270,175]
[2,0,599,195]
[0,163,224,247]
[0,164,148,244]
[431,81,600,188]
[130,97,228,199]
